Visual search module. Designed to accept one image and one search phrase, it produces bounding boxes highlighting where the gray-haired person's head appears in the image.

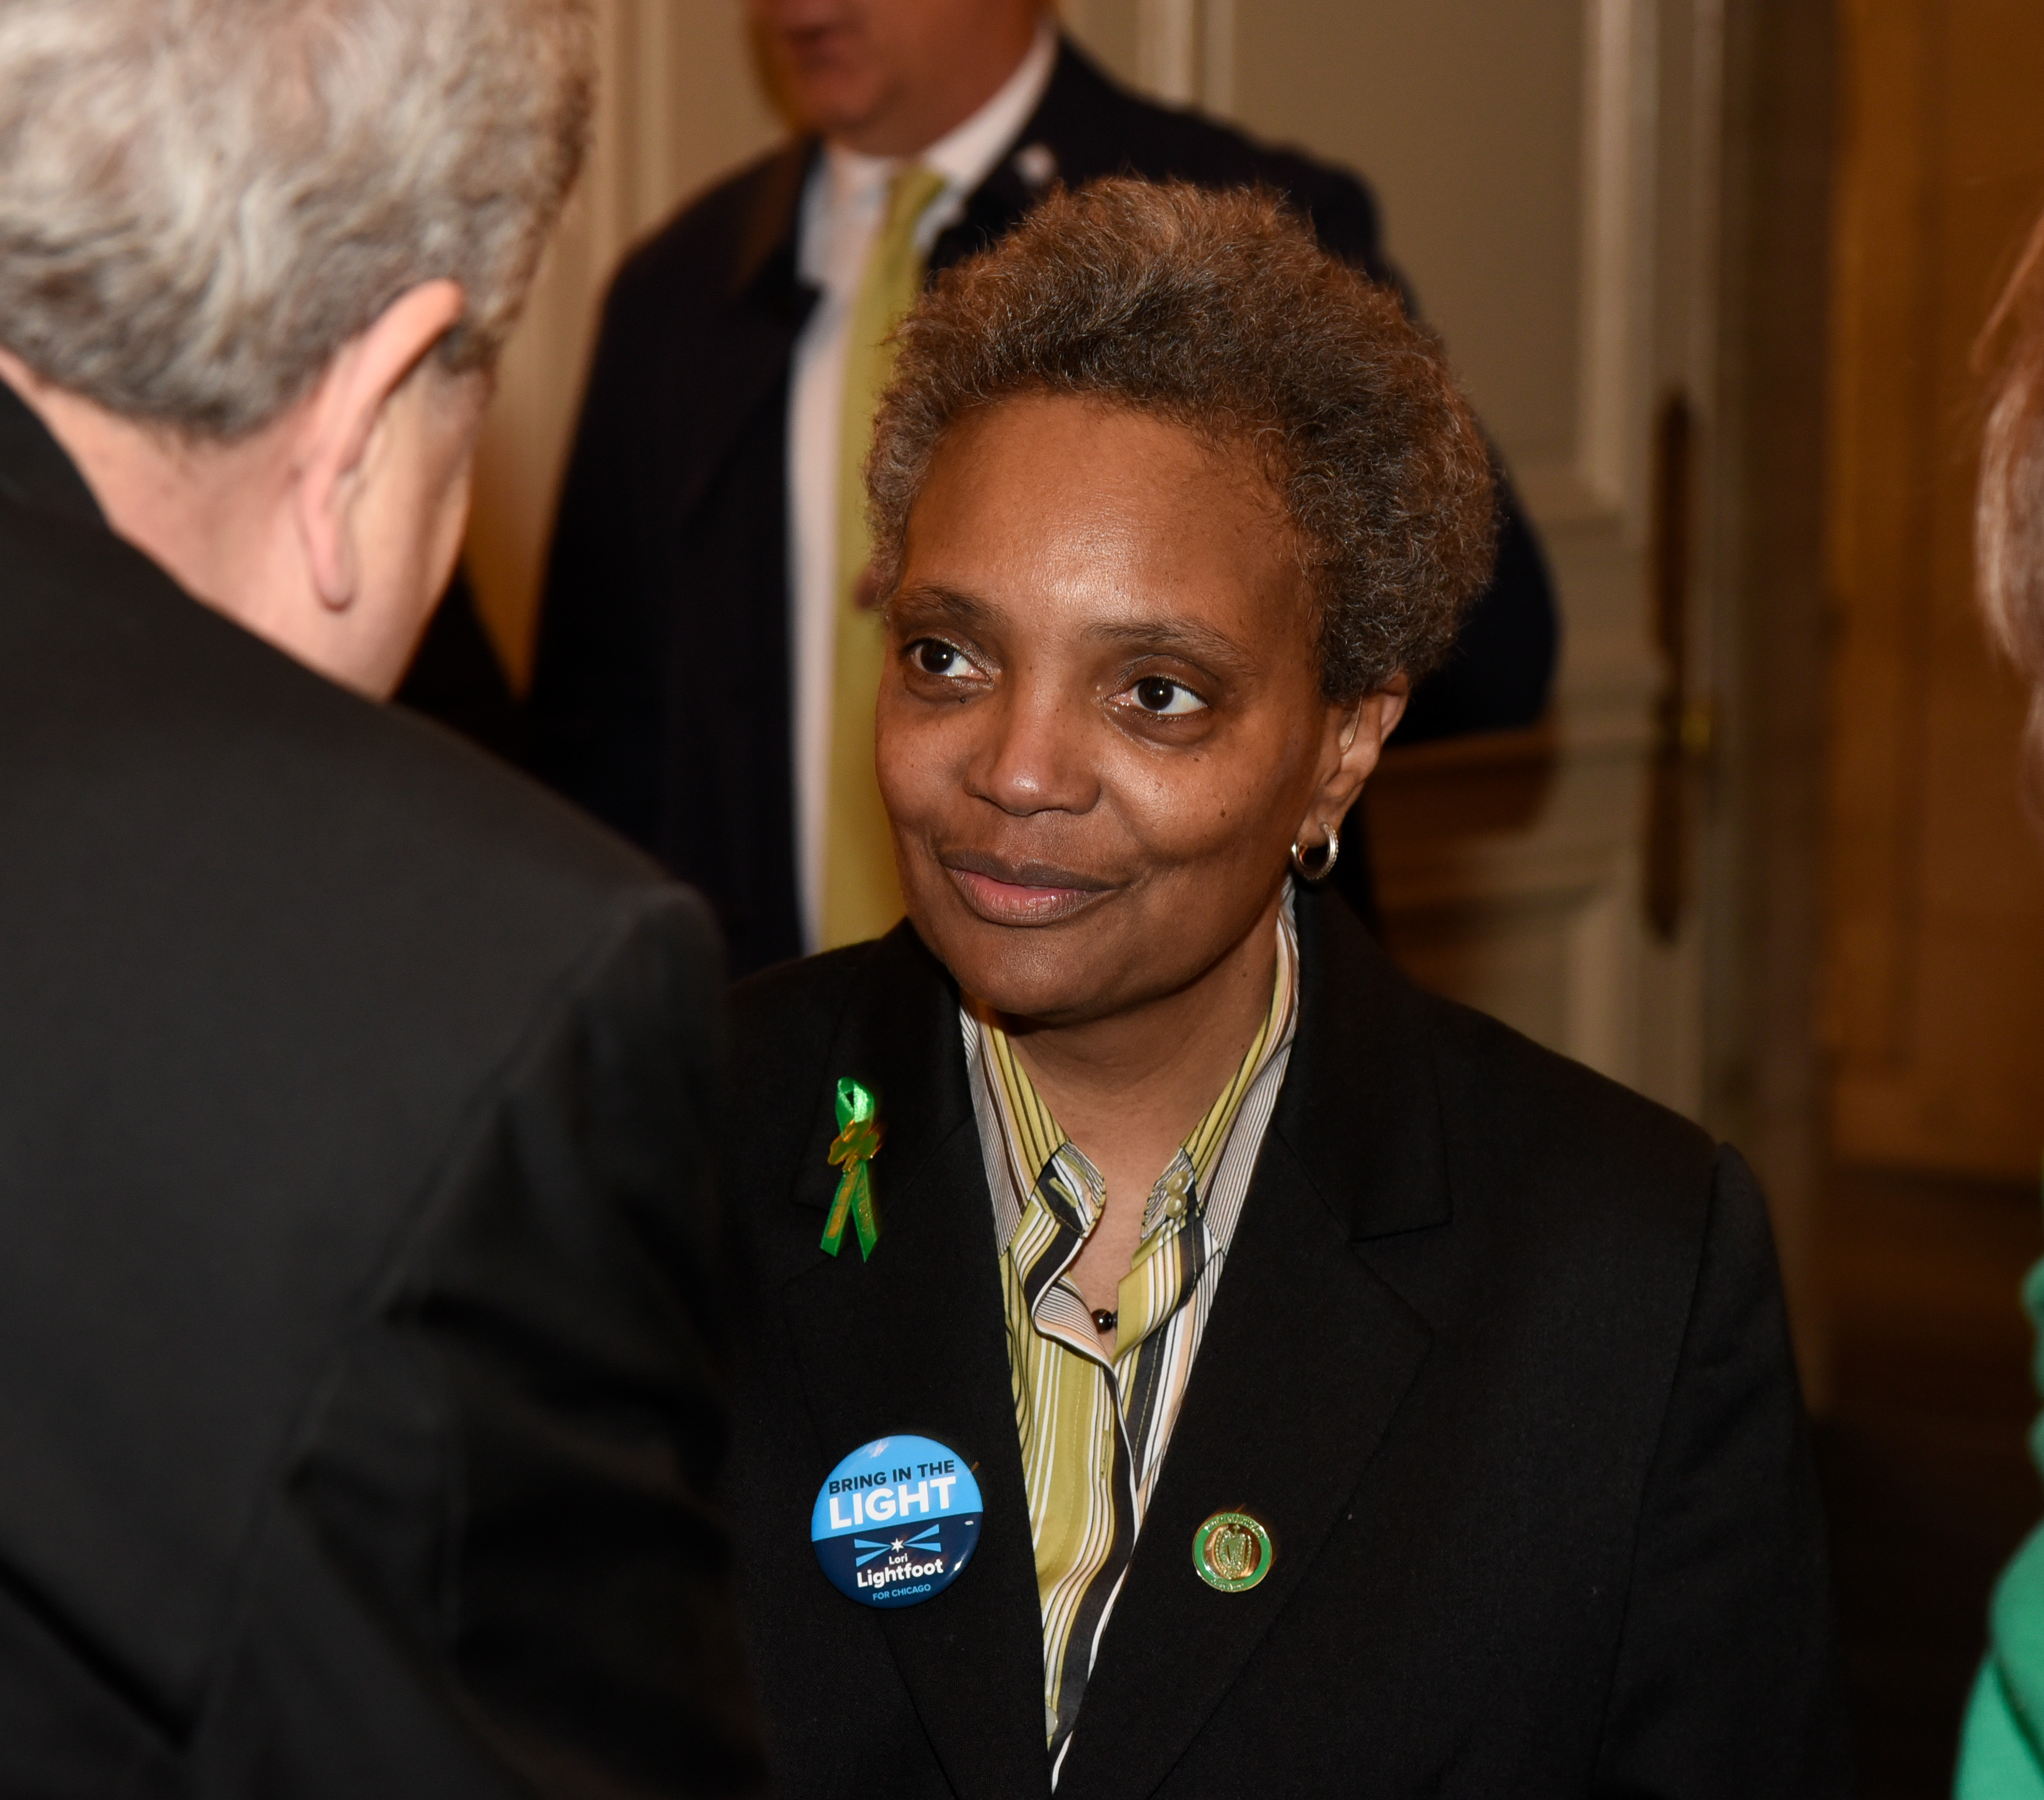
[0,0,596,440]
[866,178,1497,703]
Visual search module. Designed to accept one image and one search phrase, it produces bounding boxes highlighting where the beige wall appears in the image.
[1232,0,1586,475]
[1070,0,1595,499]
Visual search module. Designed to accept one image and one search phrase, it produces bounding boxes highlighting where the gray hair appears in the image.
[868,179,1496,702]
[0,0,595,439]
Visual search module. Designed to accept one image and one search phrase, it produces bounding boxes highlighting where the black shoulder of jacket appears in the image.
[1438,989,1715,1197]
[604,139,815,331]
[0,485,674,918]
[1021,37,1391,283]
[1279,886,1716,1257]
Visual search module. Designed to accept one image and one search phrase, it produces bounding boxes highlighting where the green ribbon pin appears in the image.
[822,1077,884,1260]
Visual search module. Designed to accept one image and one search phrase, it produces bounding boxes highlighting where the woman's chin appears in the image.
[906,891,1111,1022]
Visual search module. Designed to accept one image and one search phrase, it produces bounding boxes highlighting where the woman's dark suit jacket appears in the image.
[724,888,1850,1798]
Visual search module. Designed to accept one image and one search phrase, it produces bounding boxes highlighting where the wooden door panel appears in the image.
[1826,0,2044,1177]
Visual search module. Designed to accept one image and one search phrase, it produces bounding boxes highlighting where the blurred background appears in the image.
[457,6,2044,1792]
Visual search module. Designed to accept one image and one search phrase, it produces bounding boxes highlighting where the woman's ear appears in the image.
[1305,675,1409,840]
[291,280,466,611]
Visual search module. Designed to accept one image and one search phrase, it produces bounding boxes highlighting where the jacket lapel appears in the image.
[1054,892,1449,1800]
[668,140,819,529]
[777,926,1051,1799]
[926,37,1139,280]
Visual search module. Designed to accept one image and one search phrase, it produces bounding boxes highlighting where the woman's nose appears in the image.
[968,682,1100,818]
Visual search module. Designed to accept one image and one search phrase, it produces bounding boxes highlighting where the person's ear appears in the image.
[1298,674,1410,847]
[292,280,466,610]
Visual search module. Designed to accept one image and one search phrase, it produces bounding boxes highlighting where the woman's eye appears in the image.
[1131,675,1208,716]
[911,640,962,676]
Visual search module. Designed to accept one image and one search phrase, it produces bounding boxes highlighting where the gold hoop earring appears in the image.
[1289,821,1340,882]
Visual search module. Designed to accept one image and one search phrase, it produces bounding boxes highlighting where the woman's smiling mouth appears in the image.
[942,853,1118,926]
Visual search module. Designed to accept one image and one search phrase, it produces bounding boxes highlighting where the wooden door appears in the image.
[1826,0,2044,1179]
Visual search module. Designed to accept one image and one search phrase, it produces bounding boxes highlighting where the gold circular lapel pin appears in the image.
[1192,1510,1274,1593]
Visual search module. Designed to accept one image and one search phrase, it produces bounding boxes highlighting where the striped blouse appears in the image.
[961,894,1301,1783]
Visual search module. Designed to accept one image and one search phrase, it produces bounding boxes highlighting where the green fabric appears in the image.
[1959,1653,2044,1798]
[1955,1184,2044,1796]
[821,1076,883,1260]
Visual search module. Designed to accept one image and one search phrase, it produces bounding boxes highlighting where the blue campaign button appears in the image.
[811,1434,983,1607]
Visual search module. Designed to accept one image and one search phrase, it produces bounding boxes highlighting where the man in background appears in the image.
[0,2,763,1792]
[524,0,1558,977]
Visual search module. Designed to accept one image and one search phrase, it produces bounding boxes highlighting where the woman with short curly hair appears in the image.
[723,178,1848,1798]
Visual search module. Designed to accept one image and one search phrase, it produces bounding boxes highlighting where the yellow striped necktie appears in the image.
[822,162,948,950]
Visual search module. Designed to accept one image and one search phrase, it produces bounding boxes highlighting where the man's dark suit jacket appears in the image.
[524,37,1559,978]
[722,888,1851,1798]
[0,385,764,1797]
